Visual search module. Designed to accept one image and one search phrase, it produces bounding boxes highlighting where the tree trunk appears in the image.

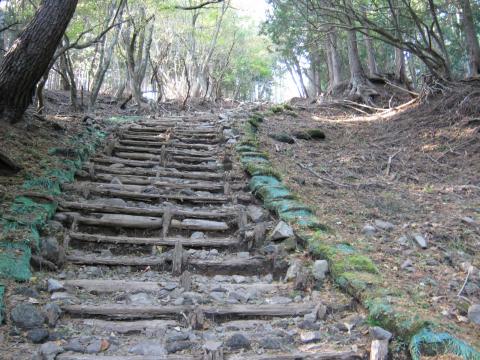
[0,0,78,122]
[459,0,480,77]
[326,30,342,94]
[346,29,377,104]
[364,33,379,77]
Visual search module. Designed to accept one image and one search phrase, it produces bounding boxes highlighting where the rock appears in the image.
[247,205,267,223]
[27,328,49,344]
[300,331,321,343]
[362,224,376,236]
[232,275,246,284]
[43,303,62,327]
[66,337,109,353]
[40,237,64,265]
[462,216,477,225]
[110,177,123,185]
[259,336,282,349]
[94,197,127,207]
[47,279,64,293]
[397,235,409,246]
[468,304,480,325]
[50,292,73,301]
[266,296,292,305]
[11,304,46,330]
[401,259,413,270]
[237,252,250,258]
[14,286,39,298]
[228,291,248,303]
[374,220,395,231]
[298,320,320,330]
[226,333,251,350]
[316,303,327,320]
[191,231,206,240]
[269,221,294,241]
[164,282,177,291]
[166,330,190,342]
[129,341,167,355]
[40,342,63,360]
[166,341,193,353]
[413,233,428,249]
[312,260,329,280]
[285,259,303,281]
[126,292,154,306]
[369,326,393,340]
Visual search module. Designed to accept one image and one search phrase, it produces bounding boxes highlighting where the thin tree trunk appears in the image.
[364,33,379,77]
[459,0,480,77]
[326,30,342,93]
[0,0,78,122]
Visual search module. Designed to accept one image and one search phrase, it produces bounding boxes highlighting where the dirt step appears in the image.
[59,278,287,295]
[62,303,317,319]
[69,232,238,248]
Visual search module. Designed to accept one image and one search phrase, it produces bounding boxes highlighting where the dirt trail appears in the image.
[3,115,371,359]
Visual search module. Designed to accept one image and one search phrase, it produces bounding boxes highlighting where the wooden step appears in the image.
[61,184,229,204]
[92,155,220,171]
[119,139,214,150]
[70,232,237,247]
[65,253,269,274]
[62,303,317,319]
[114,144,217,157]
[59,201,238,219]
[57,353,360,360]
[113,151,218,163]
[79,318,179,333]
[88,164,224,180]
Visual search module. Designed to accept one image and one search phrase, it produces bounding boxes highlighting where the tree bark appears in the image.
[0,0,78,122]
[326,29,342,94]
[459,0,480,77]
[364,33,379,77]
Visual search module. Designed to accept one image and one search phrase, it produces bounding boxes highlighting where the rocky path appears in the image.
[12,115,369,359]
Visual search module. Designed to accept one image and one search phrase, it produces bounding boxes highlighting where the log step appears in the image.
[119,139,214,150]
[65,253,270,274]
[57,353,360,360]
[70,232,237,247]
[59,201,238,219]
[88,164,224,180]
[92,155,220,171]
[114,144,217,157]
[62,303,317,319]
[61,184,229,203]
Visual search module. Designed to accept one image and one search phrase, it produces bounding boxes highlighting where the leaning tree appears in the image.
[0,0,78,123]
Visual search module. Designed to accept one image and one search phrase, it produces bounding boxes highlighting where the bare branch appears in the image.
[175,0,224,10]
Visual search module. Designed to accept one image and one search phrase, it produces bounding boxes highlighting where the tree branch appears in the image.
[176,0,224,10]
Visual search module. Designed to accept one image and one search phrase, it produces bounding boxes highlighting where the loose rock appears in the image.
[47,279,64,293]
[40,342,63,360]
[247,205,267,223]
[374,220,395,231]
[129,341,167,355]
[312,260,329,280]
[11,304,46,330]
[468,304,480,325]
[269,221,294,241]
[369,326,393,341]
[413,233,428,249]
[43,303,62,328]
[226,333,251,350]
[27,328,49,344]
[126,292,154,306]
[362,225,376,236]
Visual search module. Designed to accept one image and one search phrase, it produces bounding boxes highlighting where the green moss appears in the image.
[331,254,379,276]
[285,110,298,118]
[245,163,282,180]
[0,285,4,323]
[293,129,326,140]
[283,104,294,111]
[366,298,430,342]
[269,133,295,144]
[250,113,265,122]
[270,105,285,114]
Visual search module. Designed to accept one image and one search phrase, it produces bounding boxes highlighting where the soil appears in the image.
[258,90,480,349]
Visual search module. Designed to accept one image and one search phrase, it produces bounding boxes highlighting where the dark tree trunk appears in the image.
[0,0,78,122]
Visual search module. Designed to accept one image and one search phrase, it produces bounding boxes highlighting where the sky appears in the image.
[233,0,270,22]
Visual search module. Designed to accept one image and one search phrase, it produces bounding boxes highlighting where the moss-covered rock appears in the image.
[269,133,295,144]
[293,129,326,140]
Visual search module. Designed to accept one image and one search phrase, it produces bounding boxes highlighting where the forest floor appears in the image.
[257,91,480,349]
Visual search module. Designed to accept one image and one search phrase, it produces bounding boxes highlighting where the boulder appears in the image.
[312,260,329,280]
[468,304,480,325]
